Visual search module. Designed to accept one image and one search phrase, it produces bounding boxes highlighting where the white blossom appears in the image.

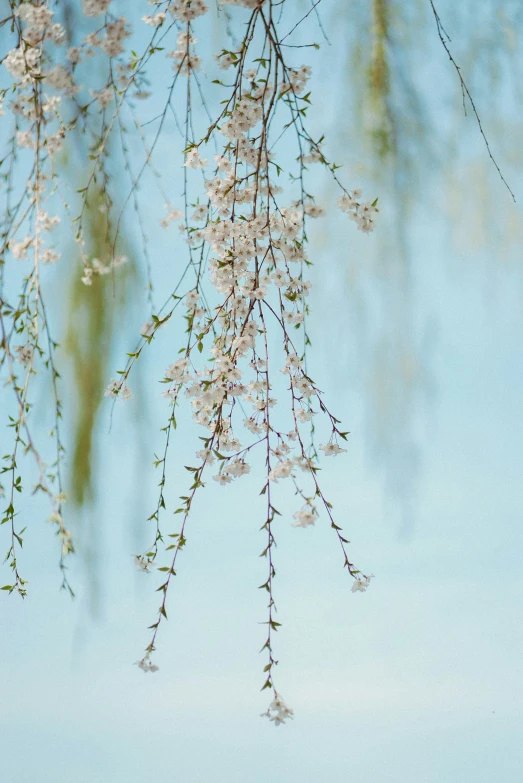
[262,693,294,726]
[224,459,250,477]
[269,460,294,482]
[161,204,183,228]
[82,0,111,17]
[292,506,318,528]
[319,442,347,456]
[37,212,61,232]
[351,574,374,593]
[11,236,33,260]
[90,87,113,109]
[142,12,167,26]
[134,555,154,573]
[135,656,159,673]
[196,448,215,465]
[184,148,208,169]
[105,378,133,400]
[41,248,60,265]
[338,189,378,233]
[169,0,208,22]
[14,344,34,366]
[223,0,267,8]
[213,472,233,485]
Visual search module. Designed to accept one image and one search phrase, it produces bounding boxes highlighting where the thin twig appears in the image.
[428,0,515,202]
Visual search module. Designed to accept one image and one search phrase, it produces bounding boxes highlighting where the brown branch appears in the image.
[428,0,516,202]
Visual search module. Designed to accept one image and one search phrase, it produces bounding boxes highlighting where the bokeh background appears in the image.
[1,1,523,781]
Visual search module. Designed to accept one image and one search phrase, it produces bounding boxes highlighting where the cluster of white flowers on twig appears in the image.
[0,0,377,719]
[261,692,294,726]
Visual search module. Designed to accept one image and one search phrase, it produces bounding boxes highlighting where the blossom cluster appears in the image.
[261,694,294,726]
[1,0,376,719]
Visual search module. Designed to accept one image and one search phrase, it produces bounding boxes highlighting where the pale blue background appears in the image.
[1,2,522,781]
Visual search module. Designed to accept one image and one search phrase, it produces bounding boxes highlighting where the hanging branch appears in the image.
[0,0,377,723]
[428,0,516,202]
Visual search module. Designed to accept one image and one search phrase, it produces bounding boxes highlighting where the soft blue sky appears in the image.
[1,3,523,782]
